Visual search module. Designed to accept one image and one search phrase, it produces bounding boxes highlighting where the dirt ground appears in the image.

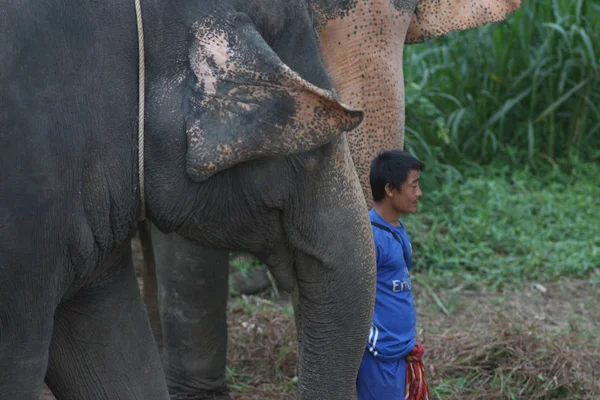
[40,238,600,400]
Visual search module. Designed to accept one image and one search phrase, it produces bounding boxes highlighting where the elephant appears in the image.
[137,0,522,398]
[1,0,381,399]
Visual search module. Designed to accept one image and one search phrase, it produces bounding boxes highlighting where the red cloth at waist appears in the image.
[405,343,431,400]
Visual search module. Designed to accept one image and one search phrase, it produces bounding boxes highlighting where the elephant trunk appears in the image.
[314,0,412,207]
[293,249,375,399]
[284,140,376,399]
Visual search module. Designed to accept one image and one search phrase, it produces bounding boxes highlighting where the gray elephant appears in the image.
[139,0,523,398]
[0,1,378,399]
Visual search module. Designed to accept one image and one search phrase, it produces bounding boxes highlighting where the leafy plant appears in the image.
[404,0,600,170]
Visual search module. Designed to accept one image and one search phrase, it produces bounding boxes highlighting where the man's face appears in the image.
[388,169,422,215]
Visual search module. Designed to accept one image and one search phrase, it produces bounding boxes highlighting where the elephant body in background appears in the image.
[1,0,379,399]
[140,0,522,399]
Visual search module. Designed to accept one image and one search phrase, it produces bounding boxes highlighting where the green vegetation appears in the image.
[230,253,265,275]
[403,0,600,170]
[399,0,600,290]
[405,162,600,290]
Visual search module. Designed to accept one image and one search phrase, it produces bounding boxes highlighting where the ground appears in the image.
[221,278,600,400]
[40,237,599,400]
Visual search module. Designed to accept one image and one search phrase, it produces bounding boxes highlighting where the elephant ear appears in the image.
[405,0,521,44]
[185,12,363,182]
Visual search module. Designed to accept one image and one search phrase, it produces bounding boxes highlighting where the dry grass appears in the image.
[423,307,599,399]
[226,279,600,400]
[227,295,297,400]
[424,322,599,399]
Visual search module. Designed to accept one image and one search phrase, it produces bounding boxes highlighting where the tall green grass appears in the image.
[403,0,600,169]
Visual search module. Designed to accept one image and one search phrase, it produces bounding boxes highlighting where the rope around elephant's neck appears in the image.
[134,0,146,221]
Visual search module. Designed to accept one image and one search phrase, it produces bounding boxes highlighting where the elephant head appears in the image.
[142,2,376,398]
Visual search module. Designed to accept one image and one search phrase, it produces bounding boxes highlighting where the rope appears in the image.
[134,0,146,221]
[405,343,431,400]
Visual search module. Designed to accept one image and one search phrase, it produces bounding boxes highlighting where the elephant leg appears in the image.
[137,220,163,349]
[44,243,169,400]
[151,224,230,400]
[0,271,55,399]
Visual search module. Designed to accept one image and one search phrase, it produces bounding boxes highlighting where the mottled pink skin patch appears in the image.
[190,23,232,94]
[407,0,521,43]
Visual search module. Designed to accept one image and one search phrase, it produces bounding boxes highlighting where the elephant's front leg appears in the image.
[150,224,230,400]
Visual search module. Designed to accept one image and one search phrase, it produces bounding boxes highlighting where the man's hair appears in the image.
[369,150,424,202]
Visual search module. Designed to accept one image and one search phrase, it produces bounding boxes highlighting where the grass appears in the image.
[397,0,600,290]
[403,0,600,169]
[227,296,297,400]
[225,279,600,399]
[230,253,266,275]
[418,278,600,400]
[404,163,600,290]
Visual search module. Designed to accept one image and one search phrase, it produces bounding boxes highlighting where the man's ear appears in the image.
[406,0,521,44]
[384,183,394,198]
[185,13,363,182]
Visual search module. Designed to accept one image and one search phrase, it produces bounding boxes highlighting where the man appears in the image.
[357,150,430,400]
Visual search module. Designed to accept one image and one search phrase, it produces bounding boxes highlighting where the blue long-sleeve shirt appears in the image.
[366,208,416,361]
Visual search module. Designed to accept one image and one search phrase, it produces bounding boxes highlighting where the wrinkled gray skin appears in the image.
[0,0,377,399]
